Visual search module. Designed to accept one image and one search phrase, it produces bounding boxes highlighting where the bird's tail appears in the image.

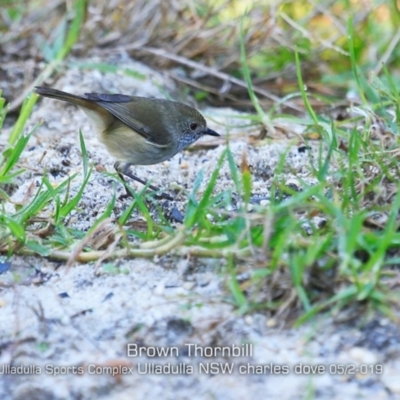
[34,86,95,109]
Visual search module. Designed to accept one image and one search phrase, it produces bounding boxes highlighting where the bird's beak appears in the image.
[204,128,220,137]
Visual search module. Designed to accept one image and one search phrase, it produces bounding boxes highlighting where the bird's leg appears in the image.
[114,162,173,201]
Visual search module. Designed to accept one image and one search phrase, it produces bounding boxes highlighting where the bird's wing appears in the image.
[84,93,169,146]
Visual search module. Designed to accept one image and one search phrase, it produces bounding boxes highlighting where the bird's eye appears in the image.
[190,123,198,131]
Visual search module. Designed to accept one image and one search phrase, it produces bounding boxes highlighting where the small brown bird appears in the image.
[34,86,219,200]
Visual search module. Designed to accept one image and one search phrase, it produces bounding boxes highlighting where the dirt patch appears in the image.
[1,57,399,399]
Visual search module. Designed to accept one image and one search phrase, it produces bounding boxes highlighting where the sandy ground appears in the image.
[1,56,399,399]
